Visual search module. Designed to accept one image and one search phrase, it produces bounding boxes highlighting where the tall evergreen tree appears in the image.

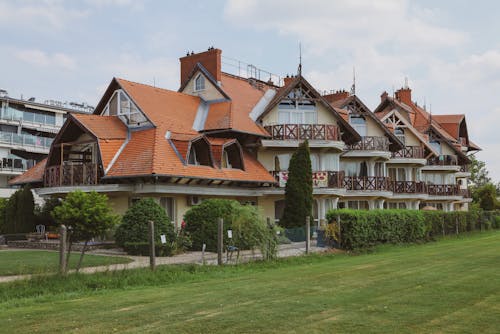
[4,186,36,233]
[281,140,313,228]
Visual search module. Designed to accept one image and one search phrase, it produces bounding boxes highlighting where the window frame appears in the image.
[194,74,206,92]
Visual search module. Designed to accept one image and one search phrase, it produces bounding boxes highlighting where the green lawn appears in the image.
[1,231,499,333]
[0,250,131,276]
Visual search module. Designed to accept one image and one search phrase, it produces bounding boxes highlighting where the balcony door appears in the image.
[349,115,366,136]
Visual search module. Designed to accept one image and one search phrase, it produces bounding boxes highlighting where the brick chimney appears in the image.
[180,48,222,87]
[395,87,412,105]
[380,91,388,102]
[283,75,295,86]
[323,90,350,103]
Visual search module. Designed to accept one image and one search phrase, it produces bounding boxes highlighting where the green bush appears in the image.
[326,209,498,251]
[115,199,175,253]
[183,199,239,252]
[0,198,6,234]
[4,187,36,234]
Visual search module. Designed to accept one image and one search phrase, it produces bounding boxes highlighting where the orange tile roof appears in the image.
[73,114,128,139]
[204,101,232,130]
[117,78,200,135]
[107,129,155,176]
[9,159,46,185]
[432,114,465,139]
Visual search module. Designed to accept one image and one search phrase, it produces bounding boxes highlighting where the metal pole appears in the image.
[59,224,67,275]
[217,218,223,265]
[148,221,156,271]
[306,216,310,254]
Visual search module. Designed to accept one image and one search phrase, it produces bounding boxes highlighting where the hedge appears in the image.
[325,209,500,250]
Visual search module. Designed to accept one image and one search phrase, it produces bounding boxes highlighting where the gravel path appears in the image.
[0,242,324,284]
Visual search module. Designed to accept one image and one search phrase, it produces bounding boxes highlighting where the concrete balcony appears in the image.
[343,136,391,159]
[0,131,53,153]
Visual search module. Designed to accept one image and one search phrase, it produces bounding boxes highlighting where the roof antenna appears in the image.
[298,42,302,76]
[423,97,426,111]
[153,77,156,88]
[350,66,356,95]
[404,77,409,89]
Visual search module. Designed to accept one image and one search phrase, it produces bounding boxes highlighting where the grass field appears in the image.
[1,231,499,333]
[0,250,131,276]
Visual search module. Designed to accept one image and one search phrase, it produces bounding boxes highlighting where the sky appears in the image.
[1,0,499,180]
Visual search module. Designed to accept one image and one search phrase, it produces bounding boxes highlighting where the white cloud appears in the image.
[15,49,76,70]
[0,0,88,30]
[84,0,144,10]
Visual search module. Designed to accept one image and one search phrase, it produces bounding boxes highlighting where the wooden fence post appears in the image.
[337,215,341,247]
[148,221,156,271]
[306,216,310,254]
[59,224,67,275]
[217,218,223,265]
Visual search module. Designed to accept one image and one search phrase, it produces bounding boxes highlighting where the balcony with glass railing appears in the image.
[0,131,53,150]
[426,155,458,166]
[0,105,57,127]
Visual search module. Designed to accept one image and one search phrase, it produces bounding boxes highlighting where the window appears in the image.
[388,167,406,181]
[104,89,147,125]
[310,153,319,171]
[430,140,441,154]
[347,201,368,210]
[395,127,405,145]
[221,143,243,169]
[187,138,212,166]
[195,74,205,91]
[275,154,291,171]
[349,115,366,136]
[278,87,317,124]
[341,161,367,177]
[160,197,176,223]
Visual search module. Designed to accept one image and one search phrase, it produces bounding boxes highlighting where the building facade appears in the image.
[0,90,93,197]
[10,48,480,227]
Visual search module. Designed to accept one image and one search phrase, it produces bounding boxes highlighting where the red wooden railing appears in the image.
[44,163,99,187]
[347,136,389,151]
[391,146,425,159]
[343,176,391,191]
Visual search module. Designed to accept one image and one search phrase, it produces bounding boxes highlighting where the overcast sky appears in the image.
[1,0,499,180]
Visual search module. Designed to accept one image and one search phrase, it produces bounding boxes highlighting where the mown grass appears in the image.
[1,231,499,333]
[0,250,131,276]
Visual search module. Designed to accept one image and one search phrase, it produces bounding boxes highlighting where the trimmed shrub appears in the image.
[183,199,239,252]
[326,209,499,251]
[115,198,175,254]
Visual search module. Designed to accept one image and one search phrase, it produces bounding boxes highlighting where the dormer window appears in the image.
[187,137,212,166]
[195,74,205,91]
[278,87,317,124]
[102,89,148,126]
[221,142,244,170]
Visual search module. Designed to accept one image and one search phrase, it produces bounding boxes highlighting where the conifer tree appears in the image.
[281,140,313,228]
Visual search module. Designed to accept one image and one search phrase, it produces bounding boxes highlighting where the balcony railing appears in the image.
[264,124,340,141]
[0,131,53,149]
[0,106,57,127]
[44,163,99,187]
[427,155,458,166]
[343,176,391,191]
[273,170,345,188]
[391,146,425,159]
[347,136,389,151]
[427,184,460,196]
[391,181,427,193]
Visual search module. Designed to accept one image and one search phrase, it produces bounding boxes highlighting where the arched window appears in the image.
[349,115,366,136]
[195,74,205,91]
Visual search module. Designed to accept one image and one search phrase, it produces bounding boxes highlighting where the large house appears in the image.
[10,48,480,227]
[0,90,92,198]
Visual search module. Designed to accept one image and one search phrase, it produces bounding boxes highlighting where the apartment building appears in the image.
[10,48,480,227]
[0,90,93,197]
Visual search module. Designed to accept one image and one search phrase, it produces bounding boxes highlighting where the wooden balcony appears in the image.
[427,155,458,166]
[272,170,345,188]
[347,136,389,151]
[391,146,425,159]
[264,124,340,141]
[427,184,460,196]
[343,176,391,191]
[391,181,427,194]
[44,163,99,187]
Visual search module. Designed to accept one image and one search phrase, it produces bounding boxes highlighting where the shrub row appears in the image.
[325,209,500,250]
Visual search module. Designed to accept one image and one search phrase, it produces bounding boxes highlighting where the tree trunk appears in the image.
[76,240,88,273]
[65,239,73,273]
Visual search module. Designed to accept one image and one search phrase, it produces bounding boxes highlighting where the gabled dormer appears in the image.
[258,74,360,148]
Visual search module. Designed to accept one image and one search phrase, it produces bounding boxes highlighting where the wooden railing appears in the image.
[427,155,458,166]
[272,170,345,188]
[347,136,389,151]
[427,184,460,196]
[391,146,425,159]
[343,176,391,191]
[44,163,99,187]
[264,124,340,141]
[391,181,427,194]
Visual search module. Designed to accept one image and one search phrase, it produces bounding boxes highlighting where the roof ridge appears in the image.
[116,77,201,101]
